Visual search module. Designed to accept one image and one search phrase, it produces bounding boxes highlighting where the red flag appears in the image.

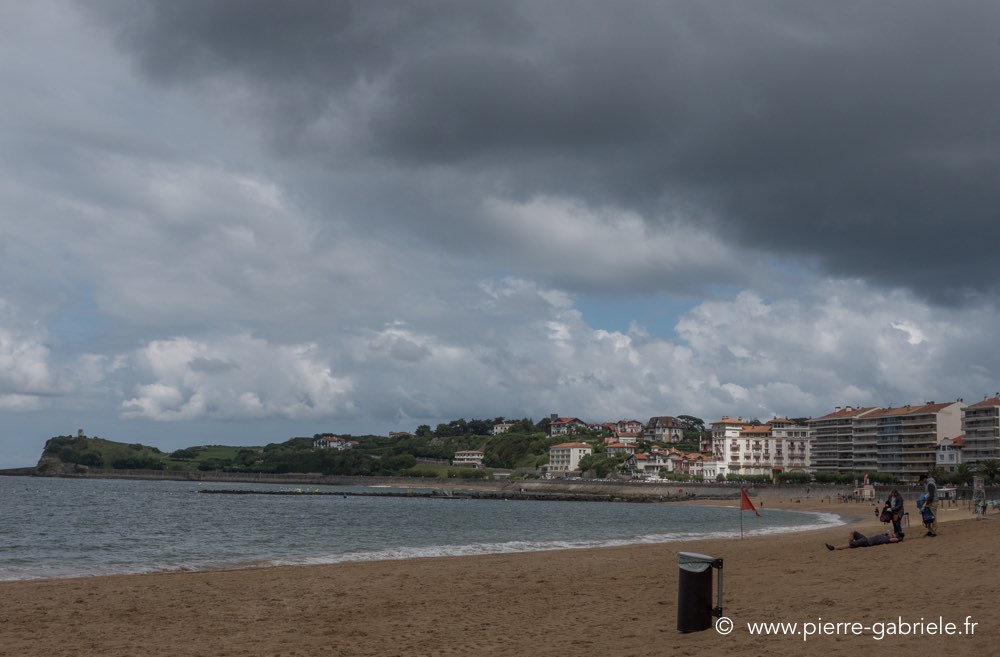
[741,488,761,517]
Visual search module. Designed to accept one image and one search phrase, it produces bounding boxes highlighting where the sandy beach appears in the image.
[1,494,995,657]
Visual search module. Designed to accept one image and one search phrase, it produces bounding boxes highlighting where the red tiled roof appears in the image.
[865,406,913,419]
[914,401,959,413]
[867,402,959,418]
[813,406,880,421]
[741,425,772,434]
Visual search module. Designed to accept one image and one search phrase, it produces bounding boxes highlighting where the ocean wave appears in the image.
[265,510,846,568]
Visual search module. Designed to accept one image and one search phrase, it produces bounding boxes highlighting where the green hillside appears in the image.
[36,414,659,479]
[37,428,570,478]
[41,435,169,470]
[39,435,263,472]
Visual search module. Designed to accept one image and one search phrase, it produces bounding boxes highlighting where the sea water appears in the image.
[0,476,842,581]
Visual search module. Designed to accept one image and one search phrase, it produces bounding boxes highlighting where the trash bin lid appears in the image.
[678,551,715,573]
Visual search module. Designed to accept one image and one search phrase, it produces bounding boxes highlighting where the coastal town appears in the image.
[32,395,1000,488]
[425,396,1000,484]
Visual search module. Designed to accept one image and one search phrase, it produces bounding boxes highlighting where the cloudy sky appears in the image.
[3,1,1000,467]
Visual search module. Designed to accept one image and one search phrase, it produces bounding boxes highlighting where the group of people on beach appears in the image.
[826,473,938,550]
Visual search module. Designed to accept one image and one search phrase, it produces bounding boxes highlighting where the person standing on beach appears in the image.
[886,489,905,539]
[919,473,938,537]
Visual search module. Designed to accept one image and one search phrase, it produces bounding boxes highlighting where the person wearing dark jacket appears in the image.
[885,489,905,538]
[826,530,902,550]
[919,473,938,537]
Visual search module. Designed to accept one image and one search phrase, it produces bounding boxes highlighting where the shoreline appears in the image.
[0,498,849,584]
[0,507,989,657]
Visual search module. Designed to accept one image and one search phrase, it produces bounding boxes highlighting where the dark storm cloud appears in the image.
[89,0,1000,303]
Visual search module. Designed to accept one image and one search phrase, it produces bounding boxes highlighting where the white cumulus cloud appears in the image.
[121,335,355,421]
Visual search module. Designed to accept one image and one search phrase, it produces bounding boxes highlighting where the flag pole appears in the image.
[739,487,759,539]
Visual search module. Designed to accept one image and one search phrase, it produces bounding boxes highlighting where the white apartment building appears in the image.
[807,406,879,473]
[851,410,881,473]
[936,437,964,473]
[871,402,962,481]
[452,450,485,468]
[710,417,745,463]
[730,424,776,477]
[769,418,812,474]
[548,442,592,474]
[719,420,812,478]
[961,396,1000,465]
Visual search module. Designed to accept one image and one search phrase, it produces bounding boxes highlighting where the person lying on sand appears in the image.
[826,530,902,551]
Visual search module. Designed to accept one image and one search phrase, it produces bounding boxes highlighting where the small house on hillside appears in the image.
[453,450,485,469]
[645,416,684,442]
[606,442,635,458]
[549,417,587,436]
[492,422,516,435]
[314,435,357,450]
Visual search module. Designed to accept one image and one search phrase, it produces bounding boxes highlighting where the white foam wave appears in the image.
[266,510,846,568]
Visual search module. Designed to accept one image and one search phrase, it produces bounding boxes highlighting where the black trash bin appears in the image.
[676,552,723,633]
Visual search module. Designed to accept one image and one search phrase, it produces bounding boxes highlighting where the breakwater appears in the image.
[197,487,698,503]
